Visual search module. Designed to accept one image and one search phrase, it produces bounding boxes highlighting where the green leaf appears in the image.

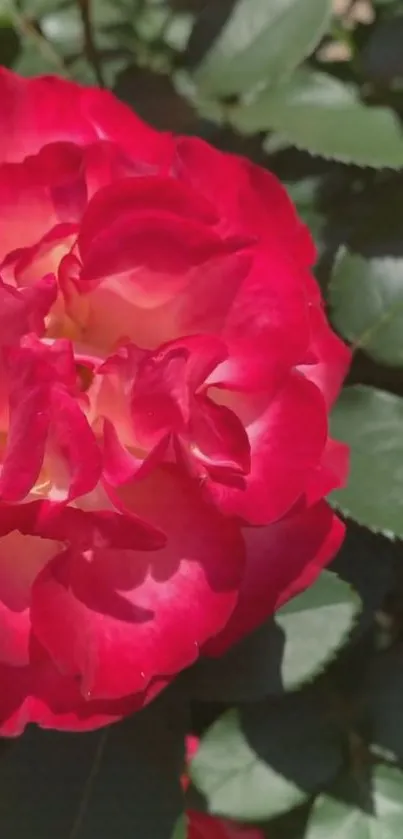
[14,40,68,76]
[331,385,403,536]
[330,249,403,366]
[194,0,332,96]
[230,69,403,168]
[305,765,403,838]
[276,571,359,689]
[190,692,343,822]
[0,689,186,839]
[41,8,82,55]
[365,646,403,764]
[184,571,359,702]
[171,815,188,839]
[285,178,325,255]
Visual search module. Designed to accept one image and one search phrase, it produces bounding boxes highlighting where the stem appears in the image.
[69,728,109,839]
[77,0,105,87]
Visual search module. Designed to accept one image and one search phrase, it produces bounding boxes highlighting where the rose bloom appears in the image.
[0,69,350,735]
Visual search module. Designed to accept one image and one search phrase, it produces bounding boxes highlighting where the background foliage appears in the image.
[2,0,403,837]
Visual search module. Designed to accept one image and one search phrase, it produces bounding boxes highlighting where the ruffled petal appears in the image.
[299,305,352,408]
[175,136,315,267]
[204,372,328,525]
[305,438,350,506]
[31,467,244,701]
[0,274,57,345]
[207,501,344,655]
[0,337,101,502]
[0,641,156,737]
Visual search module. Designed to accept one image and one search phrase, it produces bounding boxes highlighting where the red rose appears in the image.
[187,811,265,839]
[0,69,350,735]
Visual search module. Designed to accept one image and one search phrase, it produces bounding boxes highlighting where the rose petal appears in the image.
[78,176,218,256]
[0,640,157,737]
[207,501,344,655]
[31,467,244,700]
[188,811,265,839]
[0,274,57,345]
[305,438,350,506]
[204,372,327,525]
[298,306,352,408]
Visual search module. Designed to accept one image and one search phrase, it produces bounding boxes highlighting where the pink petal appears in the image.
[207,501,344,655]
[0,337,101,502]
[0,274,57,345]
[0,70,98,162]
[16,499,165,553]
[79,212,234,292]
[0,68,172,166]
[81,84,174,169]
[78,175,218,256]
[189,395,251,477]
[298,305,352,408]
[0,640,156,737]
[204,372,328,525]
[1,222,77,291]
[102,418,168,487]
[224,247,311,368]
[0,366,50,502]
[0,162,56,259]
[305,438,350,506]
[176,135,315,266]
[0,142,84,261]
[47,384,101,502]
[31,467,244,700]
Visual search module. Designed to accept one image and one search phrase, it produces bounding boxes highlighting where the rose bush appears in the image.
[0,68,350,736]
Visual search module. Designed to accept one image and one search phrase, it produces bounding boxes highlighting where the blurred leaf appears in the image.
[365,646,403,764]
[17,0,70,14]
[115,65,197,132]
[184,571,360,702]
[0,690,186,839]
[165,13,194,52]
[193,0,332,96]
[0,15,19,66]
[331,385,403,536]
[231,69,403,168]
[14,40,67,76]
[174,69,225,123]
[304,765,403,838]
[7,1,68,76]
[171,814,188,839]
[190,692,343,822]
[41,7,82,55]
[330,249,403,366]
[361,16,403,82]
